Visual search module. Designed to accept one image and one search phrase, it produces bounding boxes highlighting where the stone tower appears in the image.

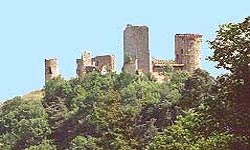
[45,58,59,82]
[175,34,202,73]
[123,24,151,73]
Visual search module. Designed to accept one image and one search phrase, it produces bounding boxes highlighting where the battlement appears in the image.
[175,33,202,38]
[175,34,202,41]
[125,24,148,30]
[152,58,174,65]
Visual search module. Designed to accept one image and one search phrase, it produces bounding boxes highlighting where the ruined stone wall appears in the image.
[152,58,174,72]
[76,51,115,76]
[175,34,202,73]
[45,58,59,82]
[76,51,93,77]
[92,55,115,74]
[76,59,85,77]
[82,51,92,66]
[123,24,151,73]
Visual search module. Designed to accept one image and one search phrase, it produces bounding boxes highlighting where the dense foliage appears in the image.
[208,16,250,149]
[0,17,249,149]
[0,97,51,149]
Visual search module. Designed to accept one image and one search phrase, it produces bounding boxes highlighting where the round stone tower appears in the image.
[175,34,202,73]
[45,58,59,82]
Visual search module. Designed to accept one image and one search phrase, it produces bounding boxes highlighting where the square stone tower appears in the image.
[123,24,151,73]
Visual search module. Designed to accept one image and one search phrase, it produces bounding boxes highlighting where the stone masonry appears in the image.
[76,51,93,77]
[175,34,202,73]
[76,51,115,77]
[92,55,115,74]
[45,58,59,82]
[123,24,151,73]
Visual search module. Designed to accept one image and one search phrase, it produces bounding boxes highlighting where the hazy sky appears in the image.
[0,0,249,101]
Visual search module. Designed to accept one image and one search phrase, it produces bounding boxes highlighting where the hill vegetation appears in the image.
[0,17,249,150]
[22,90,44,101]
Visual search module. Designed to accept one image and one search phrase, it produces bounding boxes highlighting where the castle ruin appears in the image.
[123,24,202,76]
[45,24,202,82]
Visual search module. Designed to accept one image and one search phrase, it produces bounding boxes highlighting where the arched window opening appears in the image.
[48,67,52,74]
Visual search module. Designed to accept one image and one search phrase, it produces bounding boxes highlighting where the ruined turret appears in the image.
[45,58,59,82]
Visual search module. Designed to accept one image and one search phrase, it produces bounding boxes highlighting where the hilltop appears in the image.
[22,90,44,101]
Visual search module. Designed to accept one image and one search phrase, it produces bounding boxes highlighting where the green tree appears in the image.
[25,140,56,150]
[179,69,215,110]
[42,76,72,149]
[0,97,51,149]
[43,76,70,130]
[208,16,250,149]
[68,136,102,150]
[148,110,233,150]
[162,70,190,105]
[113,72,137,90]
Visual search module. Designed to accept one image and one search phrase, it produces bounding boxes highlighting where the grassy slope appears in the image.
[22,90,44,101]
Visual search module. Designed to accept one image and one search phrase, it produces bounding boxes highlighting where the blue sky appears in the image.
[0,0,249,101]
